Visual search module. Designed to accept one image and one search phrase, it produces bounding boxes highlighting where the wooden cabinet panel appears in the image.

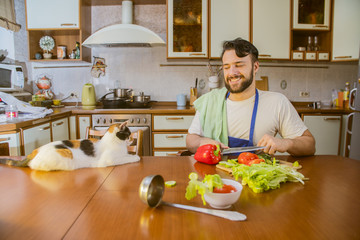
[252,0,290,60]
[0,133,21,156]
[209,0,250,58]
[26,0,79,29]
[332,0,360,61]
[52,118,69,141]
[292,0,331,30]
[78,116,91,139]
[153,115,194,130]
[153,133,187,148]
[23,123,51,155]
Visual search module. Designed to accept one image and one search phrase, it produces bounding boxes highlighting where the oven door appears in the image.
[93,126,150,156]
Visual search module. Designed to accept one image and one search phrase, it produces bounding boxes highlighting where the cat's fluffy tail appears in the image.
[0,156,30,167]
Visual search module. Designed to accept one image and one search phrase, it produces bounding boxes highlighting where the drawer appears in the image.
[153,115,194,130]
[305,52,316,61]
[318,52,329,61]
[153,151,179,156]
[153,133,187,148]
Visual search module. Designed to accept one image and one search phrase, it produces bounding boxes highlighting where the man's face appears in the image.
[222,49,257,93]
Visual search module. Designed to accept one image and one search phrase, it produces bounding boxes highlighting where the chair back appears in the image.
[85,127,143,156]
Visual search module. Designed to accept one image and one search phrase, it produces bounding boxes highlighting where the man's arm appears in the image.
[257,130,316,157]
[186,134,228,153]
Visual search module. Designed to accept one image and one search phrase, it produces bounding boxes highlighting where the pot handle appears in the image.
[99,92,113,101]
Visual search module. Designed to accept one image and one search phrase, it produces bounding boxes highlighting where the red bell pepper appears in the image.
[194,144,222,165]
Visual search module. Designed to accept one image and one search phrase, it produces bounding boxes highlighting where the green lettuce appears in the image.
[185,172,223,205]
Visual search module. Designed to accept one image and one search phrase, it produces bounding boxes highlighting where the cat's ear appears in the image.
[119,121,128,130]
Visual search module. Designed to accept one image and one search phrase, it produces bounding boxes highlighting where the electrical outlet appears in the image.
[299,91,310,97]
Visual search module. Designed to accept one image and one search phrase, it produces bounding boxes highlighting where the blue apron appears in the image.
[227,89,259,148]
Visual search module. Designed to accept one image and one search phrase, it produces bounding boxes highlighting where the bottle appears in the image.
[5,105,18,120]
[313,36,320,51]
[344,82,350,109]
[75,42,80,59]
[306,36,313,51]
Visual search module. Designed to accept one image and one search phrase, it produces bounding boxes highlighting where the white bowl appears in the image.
[204,179,243,209]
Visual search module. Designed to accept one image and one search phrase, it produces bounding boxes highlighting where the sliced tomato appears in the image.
[247,159,265,166]
[213,184,237,194]
[238,152,259,165]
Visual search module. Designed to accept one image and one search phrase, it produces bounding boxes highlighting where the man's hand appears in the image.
[257,134,290,155]
[186,134,228,153]
[257,130,315,156]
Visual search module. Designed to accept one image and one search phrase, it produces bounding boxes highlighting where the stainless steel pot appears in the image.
[110,88,133,98]
[133,92,151,103]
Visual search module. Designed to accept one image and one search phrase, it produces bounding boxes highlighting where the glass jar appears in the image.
[5,105,18,119]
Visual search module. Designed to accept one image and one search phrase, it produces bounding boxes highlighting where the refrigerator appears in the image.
[348,51,360,160]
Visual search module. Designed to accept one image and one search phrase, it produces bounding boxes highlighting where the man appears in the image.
[186,38,315,156]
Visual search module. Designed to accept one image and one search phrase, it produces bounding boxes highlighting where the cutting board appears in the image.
[216,160,302,175]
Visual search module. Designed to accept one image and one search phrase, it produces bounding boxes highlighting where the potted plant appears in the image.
[39,36,55,59]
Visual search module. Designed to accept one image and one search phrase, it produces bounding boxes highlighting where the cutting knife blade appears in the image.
[221,146,265,155]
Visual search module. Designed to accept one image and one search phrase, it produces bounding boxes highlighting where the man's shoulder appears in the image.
[258,90,289,102]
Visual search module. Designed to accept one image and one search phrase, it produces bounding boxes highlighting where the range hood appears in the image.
[82,0,165,48]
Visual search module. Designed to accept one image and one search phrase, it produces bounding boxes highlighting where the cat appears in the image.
[0,122,140,171]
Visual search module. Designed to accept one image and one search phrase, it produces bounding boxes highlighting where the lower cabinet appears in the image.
[23,122,51,155]
[303,114,342,155]
[52,117,69,141]
[152,114,194,156]
[0,132,21,156]
[77,115,91,139]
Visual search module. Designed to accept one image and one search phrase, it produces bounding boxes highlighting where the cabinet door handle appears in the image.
[166,153,178,156]
[259,54,271,57]
[346,113,354,135]
[313,25,328,28]
[323,117,341,121]
[166,117,184,121]
[61,23,77,26]
[38,126,51,131]
[53,121,64,127]
[166,135,184,139]
[0,137,10,142]
[334,56,352,59]
[189,53,206,56]
[349,88,357,110]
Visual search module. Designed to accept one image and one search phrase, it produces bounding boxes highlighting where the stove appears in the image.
[92,114,152,155]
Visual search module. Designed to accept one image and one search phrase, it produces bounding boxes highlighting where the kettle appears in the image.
[81,83,96,107]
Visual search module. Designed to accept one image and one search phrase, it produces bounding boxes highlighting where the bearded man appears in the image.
[186,38,315,156]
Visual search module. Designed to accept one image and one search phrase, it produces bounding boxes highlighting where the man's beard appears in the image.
[225,66,254,93]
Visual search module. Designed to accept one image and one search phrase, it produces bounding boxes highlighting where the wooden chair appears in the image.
[85,127,143,156]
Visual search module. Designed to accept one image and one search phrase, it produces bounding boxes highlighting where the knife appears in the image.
[221,146,265,155]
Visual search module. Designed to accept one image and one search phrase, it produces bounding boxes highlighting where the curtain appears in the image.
[0,0,21,32]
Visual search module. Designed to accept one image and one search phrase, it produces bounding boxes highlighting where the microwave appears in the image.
[0,63,25,92]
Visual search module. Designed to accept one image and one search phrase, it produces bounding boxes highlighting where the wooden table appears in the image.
[0,155,359,239]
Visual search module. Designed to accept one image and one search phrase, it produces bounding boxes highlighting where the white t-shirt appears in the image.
[188,90,307,145]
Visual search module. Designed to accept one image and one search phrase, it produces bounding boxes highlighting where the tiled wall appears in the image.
[13,1,358,103]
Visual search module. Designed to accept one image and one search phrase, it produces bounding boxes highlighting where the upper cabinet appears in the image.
[25,0,91,62]
[209,0,250,59]
[292,0,331,30]
[26,0,79,29]
[331,0,360,61]
[167,0,208,58]
[252,0,290,60]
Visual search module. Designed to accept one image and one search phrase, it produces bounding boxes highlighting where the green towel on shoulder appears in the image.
[193,87,228,146]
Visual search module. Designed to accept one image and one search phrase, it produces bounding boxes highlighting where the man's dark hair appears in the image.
[220,38,259,64]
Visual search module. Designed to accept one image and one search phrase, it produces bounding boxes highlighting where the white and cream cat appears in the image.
[0,122,140,171]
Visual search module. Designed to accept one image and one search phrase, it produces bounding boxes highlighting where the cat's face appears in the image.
[108,122,131,141]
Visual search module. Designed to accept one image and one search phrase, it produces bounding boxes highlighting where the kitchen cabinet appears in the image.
[69,116,77,140]
[209,0,249,59]
[0,132,21,156]
[25,0,91,62]
[51,117,69,141]
[77,115,91,139]
[152,114,194,156]
[167,0,208,58]
[252,0,290,60]
[26,0,79,29]
[23,123,51,155]
[331,0,360,62]
[292,0,331,30]
[303,114,342,155]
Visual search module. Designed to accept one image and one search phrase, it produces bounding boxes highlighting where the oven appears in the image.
[92,114,151,156]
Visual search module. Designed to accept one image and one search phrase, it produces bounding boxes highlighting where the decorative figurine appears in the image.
[35,75,54,100]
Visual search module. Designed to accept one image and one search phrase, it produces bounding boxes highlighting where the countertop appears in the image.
[0,155,359,239]
[0,102,353,132]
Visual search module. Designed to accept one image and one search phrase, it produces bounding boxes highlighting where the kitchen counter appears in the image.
[0,155,359,239]
[0,102,352,132]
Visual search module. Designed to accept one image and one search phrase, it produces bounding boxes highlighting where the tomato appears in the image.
[213,184,237,194]
[247,159,265,166]
[238,152,259,165]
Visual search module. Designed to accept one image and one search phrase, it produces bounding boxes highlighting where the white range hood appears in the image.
[82,0,165,48]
